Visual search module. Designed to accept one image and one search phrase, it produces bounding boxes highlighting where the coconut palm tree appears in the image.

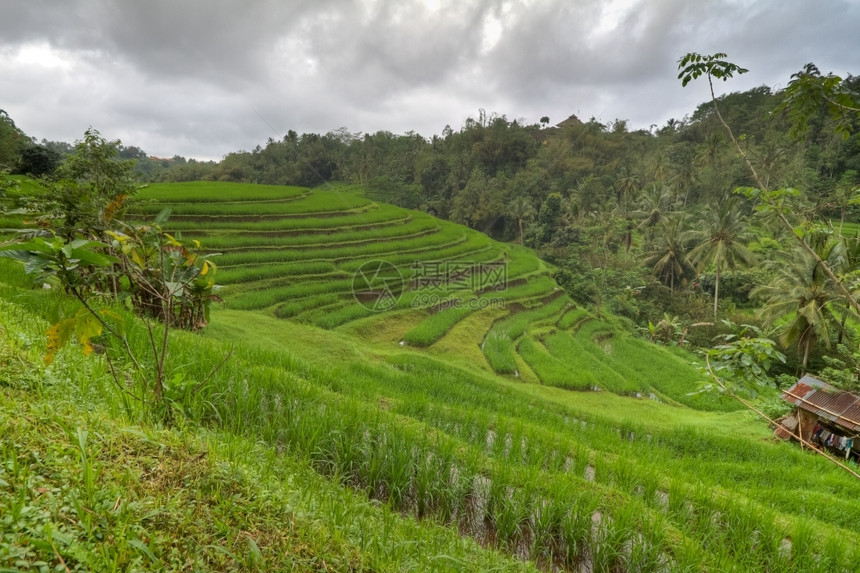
[669,156,698,206]
[752,242,845,374]
[684,199,755,320]
[634,182,677,243]
[612,167,641,252]
[507,195,536,244]
[613,166,640,208]
[643,216,695,293]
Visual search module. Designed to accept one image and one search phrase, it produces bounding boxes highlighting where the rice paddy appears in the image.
[124,180,752,407]
[127,182,555,333]
[4,179,859,571]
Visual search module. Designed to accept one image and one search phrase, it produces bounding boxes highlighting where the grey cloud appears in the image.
[1,0,857,159]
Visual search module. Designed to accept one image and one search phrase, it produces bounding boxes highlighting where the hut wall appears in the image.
[797,409,819,442]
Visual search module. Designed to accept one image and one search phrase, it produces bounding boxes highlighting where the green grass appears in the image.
[517,336,592,390]
[542,329,640,394]
[401,274,557,348]
[132,191,372,217]
[402,306,474,346]
[607,335,738,410]
[215,226,467,267]
[482,295,570,375]
[557,307,590,330]
[0,387,531,572]
[27,274,860,571]
[199,217,439,250]
[216,260,338,284]
[162,205,411,232]
[136,181,308,202]
[7,180,860,571]
[132,199,344,216]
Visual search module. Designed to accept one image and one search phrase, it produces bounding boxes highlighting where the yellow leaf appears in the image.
[200,261,209,276]
[106,230,128,243]
[164,233,181,247]
[193,239,201,249]
[45,317,76,365]
[104,194,128,222]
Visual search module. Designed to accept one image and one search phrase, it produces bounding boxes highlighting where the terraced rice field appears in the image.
[130,181,726,408]
[130,181,558,334]
[5,179,860,571]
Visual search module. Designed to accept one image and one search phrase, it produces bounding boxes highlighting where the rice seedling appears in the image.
[0,214,29,230]
[9,178,860,572]
[483,330,519,374]
[491,295,570,340]
[556,307,590,330]
[591,503,636,573]
[133,185,371,216]
[483,296,570,374]
[161,205,411,232]
[217,261,337,284]
[517,336,591,390]
[226,278,354,310]
[403,306,474,346]
[543,329,644,395]
[136,181,308,202]
[214,226,466,267]
[272,293,342,318]
[198,217,439,250]
[338,234,495,272]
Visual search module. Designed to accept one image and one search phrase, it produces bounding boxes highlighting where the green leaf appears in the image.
[0,237,56,255]
[154,207,172,226]
[128,538,159,563]
[68,245,118,267]
[0,249,37,263]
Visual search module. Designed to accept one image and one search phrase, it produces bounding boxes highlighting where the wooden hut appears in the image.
[775,374,860,461]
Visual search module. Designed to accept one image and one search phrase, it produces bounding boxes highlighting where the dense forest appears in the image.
[3,66,859,386]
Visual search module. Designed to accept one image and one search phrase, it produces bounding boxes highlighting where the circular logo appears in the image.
[352,260,404,311]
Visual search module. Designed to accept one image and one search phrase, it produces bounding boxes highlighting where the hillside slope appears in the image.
[1,180,858,571]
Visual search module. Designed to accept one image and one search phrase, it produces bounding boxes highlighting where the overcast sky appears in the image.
[1,0,857,160]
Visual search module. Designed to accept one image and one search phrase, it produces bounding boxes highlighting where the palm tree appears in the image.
[507,195,535,244]
[613,167,641,252]
[753,243,844,374]
[684,199,755,320]
[643,216,695,293]
[694,132,725,169]
[634,182,676,242]
[613,167,640,208]
[669,153,698,206]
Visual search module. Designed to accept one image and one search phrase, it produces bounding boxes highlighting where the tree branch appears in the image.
[705,71,860,319]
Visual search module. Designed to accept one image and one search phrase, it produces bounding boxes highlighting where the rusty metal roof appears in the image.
[781,375,860,432]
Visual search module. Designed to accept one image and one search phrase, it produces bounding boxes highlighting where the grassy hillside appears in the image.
[2,180,860,572]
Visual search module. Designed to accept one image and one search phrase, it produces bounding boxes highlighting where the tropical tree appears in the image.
[30,128,139,242]
[635,182,676,234]
[668,151,698,206]
[611,168,641,252]
[0,128,221,410]
[643,216,694,293]
[613,166,640,207]
[0,109,27,170]
[752,243,844,374]
[684,198,755,319]
[507,195,536,244]
[678,52,860,321]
